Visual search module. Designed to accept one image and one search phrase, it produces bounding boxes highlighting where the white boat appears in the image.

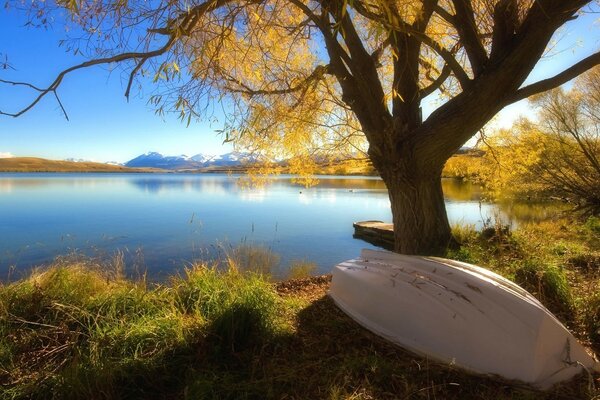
[329,249,599,389]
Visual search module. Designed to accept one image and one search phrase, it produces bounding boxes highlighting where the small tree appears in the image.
[474,68,600,215]
[530,68,600,214]
[2,0,599,254]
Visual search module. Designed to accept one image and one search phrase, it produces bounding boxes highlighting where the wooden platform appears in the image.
[353,221,394,250]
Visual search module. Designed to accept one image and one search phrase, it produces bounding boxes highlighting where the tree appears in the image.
[2,0,599,254]
[483,68,600,215]
[531,68,600,215]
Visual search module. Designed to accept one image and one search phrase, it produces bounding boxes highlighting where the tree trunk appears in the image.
[380,167,454,256]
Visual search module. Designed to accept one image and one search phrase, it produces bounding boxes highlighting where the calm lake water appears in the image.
[0,173,519,280]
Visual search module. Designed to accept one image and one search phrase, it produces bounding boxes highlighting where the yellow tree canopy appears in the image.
[3,0,598,168]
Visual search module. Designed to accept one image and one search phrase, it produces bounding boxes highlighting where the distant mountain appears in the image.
[64,157,124,166]
[207,151,260,166]
[189,153,215,164]
[125,152,202,170]
[64,157,90,163]
[124,151,259,170]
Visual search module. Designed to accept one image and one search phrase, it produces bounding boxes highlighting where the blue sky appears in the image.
[0,5,598,163]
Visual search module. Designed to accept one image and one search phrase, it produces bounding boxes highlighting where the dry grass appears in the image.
[0,157,161,173]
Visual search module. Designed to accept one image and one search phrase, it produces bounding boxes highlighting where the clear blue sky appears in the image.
[0,5,598,163]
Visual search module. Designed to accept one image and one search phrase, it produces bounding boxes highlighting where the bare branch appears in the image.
[0,37,176,118]
[53,90,70,120]
[0,79,45,91]
[125,57,149,100]
[420,64,451,98]
[507,51,600,104]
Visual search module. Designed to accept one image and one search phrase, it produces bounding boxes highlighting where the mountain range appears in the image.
[123,151,259,170]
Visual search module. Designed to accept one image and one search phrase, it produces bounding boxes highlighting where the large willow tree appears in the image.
[2,0,600,254]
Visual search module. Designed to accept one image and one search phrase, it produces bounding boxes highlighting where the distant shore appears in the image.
[0,157,163,173]
[0,156,380,176]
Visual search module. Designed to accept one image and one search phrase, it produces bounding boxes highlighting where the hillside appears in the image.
[0,157,162,173]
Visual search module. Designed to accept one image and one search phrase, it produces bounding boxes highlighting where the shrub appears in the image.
[513,261,574,321]
[583,291,600,353]
[451,223,478,245]
[0,261,279,398]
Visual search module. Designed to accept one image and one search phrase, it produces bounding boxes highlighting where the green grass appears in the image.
[1,221,600,399]
[0,260,278,399]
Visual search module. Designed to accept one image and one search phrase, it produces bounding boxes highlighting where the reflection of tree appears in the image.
[292,177,386,191]
[497,201,568,224]
[129,176,239,194]
[441,179,482,202]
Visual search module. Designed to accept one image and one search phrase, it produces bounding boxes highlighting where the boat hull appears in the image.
[329,249,598,389]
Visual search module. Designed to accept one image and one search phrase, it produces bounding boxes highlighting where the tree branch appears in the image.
[451,0,488,76]
[370,37,390,66]
[223,64,332,97]
[420,64,451,98]
[413,0,438,33]
[349,0,471,89]
[506,51,600,104]
[0,0,252,118]
[0,37,176,118]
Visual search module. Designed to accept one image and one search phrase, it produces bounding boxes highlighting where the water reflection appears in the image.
[130,175,238,194]
[497,200,569,224]
[442,179,484,202]
[0,173,556,280]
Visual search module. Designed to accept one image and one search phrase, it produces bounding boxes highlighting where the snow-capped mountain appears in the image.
[207,151,260,166]
[125,152,202,169]
[64,157,91,163]
[189,153,216,163]
[124,151,259,170]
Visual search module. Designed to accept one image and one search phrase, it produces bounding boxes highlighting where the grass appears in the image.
[1,219,600,399]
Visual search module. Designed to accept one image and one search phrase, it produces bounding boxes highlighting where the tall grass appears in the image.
[0,257,278,399]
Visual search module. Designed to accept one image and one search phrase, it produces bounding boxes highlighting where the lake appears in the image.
[0,173,516,280]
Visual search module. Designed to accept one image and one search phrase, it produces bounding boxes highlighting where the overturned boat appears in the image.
[329,249,599,389]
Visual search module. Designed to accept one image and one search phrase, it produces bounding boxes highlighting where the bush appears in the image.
[584,292,600,353]
[513,261,574,320]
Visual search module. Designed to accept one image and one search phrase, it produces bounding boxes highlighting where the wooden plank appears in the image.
[353,221,394,250]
